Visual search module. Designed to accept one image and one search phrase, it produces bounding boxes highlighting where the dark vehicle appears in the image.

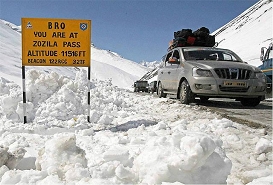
[148,81,157,93]
[134,81,148,92]
[259,43,272,96]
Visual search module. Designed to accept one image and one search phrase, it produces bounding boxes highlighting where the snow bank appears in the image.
[0,69,127,124]
[0,77,22,121]
[133,131,231,184]
[255,138,272,154]
[35,133,89,182]
[0,70,233,184]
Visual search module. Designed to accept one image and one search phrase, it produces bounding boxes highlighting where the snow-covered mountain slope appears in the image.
[0,3,272,184]
[0,20,23,84]
[91,45,149,82]
[214,0,272,67]
[139,60,161,69]
[91,59,141,89]
[0,19,149,89]
[1,19,21,33]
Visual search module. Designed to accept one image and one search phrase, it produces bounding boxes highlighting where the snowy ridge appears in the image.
[1,19,21,33]
[139,60,161,69]
[214,0,271,37]
[213,0,272,66]
[91,45,149,79]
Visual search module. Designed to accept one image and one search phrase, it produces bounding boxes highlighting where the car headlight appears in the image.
[254,72,266,79]
[193,68,213,77]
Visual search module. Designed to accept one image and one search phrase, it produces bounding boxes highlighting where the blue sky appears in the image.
[0,0,258,62]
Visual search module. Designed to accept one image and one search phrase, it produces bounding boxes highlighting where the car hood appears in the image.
[186,60,260,71]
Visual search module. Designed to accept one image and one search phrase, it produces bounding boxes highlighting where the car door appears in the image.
[168,49,182,91]
[159,52,173,90]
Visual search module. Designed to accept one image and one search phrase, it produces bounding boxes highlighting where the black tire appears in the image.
[158,82,167,98]
[240,98,260,107]
[179,80,195,104]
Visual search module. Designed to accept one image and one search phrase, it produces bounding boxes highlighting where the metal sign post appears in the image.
[21,18,91,123]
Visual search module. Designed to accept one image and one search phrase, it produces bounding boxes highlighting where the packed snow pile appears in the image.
[0,0,273,183]
[0,70,232,184]
[132,131,231,184]
[0,146,26,170]
[35,133,89,182]
[0,69,272,184]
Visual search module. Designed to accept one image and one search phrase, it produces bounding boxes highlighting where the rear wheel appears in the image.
[240,98,260,107]
[158,82,167,98]
[179,80,195,104]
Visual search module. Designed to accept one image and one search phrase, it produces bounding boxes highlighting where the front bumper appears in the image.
[190,77,266,98]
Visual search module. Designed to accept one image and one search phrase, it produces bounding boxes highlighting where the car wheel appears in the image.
[240,98,260,107]
[158,82,167,98]
[179,80,195,104]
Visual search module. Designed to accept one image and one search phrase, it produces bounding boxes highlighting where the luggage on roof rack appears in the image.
[168,27,215,51]
[174,29,193,39]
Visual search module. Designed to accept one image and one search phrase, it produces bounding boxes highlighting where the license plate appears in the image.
[223,81,247,87]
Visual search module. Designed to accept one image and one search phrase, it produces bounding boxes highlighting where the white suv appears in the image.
[157,47,266,107]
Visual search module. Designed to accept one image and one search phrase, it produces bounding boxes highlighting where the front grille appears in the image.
[214,68,251,79]
[219,86,249,92]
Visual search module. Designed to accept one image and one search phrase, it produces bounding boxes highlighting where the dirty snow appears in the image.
[0,0,273,184]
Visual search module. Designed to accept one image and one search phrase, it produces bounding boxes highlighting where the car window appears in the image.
[182,48,242,62]
[170,50,181,64]
[172,50,180,60]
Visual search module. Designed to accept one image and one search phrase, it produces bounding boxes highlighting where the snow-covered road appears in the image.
[140,92,272,129]
[197,98,272,129]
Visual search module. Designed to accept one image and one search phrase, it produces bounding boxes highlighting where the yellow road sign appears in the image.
[22,18,91,67]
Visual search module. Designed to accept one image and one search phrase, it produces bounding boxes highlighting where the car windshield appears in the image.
[182,48,243,62]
